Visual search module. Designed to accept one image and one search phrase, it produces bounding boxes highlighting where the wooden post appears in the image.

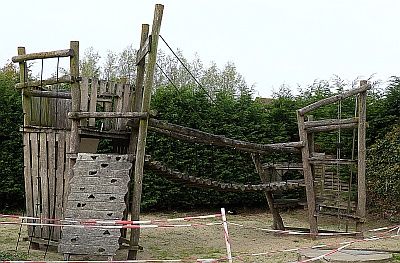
[122,23,149,243]
[251,154,285,230]
[128,24,150,154]
[65,41,80,214]
[128,4,164,260]
[356,80,367,236]
[17,47,31,126]
[297,111,318,234]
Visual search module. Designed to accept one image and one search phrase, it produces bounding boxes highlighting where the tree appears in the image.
[80,47,101,78]
[0,63,24,210]
[366,124,400,219]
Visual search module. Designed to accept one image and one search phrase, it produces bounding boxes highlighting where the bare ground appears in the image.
[1,208,399,262]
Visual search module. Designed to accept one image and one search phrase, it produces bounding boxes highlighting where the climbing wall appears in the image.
[58,153,132,256]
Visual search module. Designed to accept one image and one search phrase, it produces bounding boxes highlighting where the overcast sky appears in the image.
[1,0,400,97]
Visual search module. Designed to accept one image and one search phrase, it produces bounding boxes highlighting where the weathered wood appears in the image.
[66,41,80,241]
[136,35,152,65]
[39,133,50,239]
[23,132,34,236]
[305,117,358,128]
[80,76,89,127]
[356,81,367,236]
[114,82,125,130]
[306,123,358,133]
[251,154,285,230]
[68,111,149,119]
[141,118,302,154]
[309,158,357,165]
[15,76,72,89]
[129,5,164,260]
[24,89,71,99]
[17,47,31,126]
[30,133,41,238]
[88,78,99,127]
[298,84,371,116]
[12,49,74,62]
[296,112,318,234]
[121,83,132,129]
[54,131,66,240]
[128,23,149,154]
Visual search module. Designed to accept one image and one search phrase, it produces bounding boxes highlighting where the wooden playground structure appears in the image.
[11,4,370,260]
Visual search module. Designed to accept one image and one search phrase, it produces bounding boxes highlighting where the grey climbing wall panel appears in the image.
[58,153,132,256]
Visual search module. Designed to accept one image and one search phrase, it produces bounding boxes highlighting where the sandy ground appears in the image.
[1,208,399,262]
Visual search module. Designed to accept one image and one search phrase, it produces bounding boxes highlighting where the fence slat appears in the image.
[40,133,49,239]
[80,77,89,127]
[30,133,41,238]
[23,133,34,236]
[89,78,99,127]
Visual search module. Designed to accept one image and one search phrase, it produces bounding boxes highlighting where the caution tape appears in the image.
[0,213,222,225]
[227,222,400,236]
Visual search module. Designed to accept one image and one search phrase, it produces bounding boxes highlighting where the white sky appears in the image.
[1,0,400,97]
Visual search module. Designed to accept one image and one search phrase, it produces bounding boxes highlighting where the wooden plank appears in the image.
[40,132,50,239]
[30,133,41,238]
[120,83,132,129]
[88,78,99,127]
[114,82,124,130]
[12,49,74,62]
[54,131,65,240]
[47,132,56,240]
[80,76,89,127]
[135,35,151,65]
[23,132,34,236]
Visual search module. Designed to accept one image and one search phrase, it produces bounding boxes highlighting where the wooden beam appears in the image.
[128,4,164,260]
[15,76,72,89]
[24,89,71,99]
[296,111,318,234]
[304,117,358,128]
[17,47,31,126]
[136,35,152,65]
[305,123,358,133]
[12,48,74,62]
[356,80,367,237]
[142,118,302,154]
[298,84,371,116]
[68,111,149,119]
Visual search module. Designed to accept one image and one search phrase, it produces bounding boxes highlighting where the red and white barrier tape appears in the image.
[232,230,400,261]
[227,222,400,236]
[0,221,222,229]
[0,213,222,225]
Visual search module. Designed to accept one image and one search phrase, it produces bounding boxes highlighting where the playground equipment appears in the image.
[11,3,369,260]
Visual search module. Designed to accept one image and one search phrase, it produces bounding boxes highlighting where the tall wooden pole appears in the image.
[297,112,318,234]
[17,47,31,127]
[65,41,80,215]
[356,80,367,236]
[125,22,149,252]
[128,4,164,260]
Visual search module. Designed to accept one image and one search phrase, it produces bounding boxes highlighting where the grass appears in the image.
[0,251,28,261]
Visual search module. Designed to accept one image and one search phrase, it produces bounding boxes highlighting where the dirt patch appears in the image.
[1,208,399,262]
